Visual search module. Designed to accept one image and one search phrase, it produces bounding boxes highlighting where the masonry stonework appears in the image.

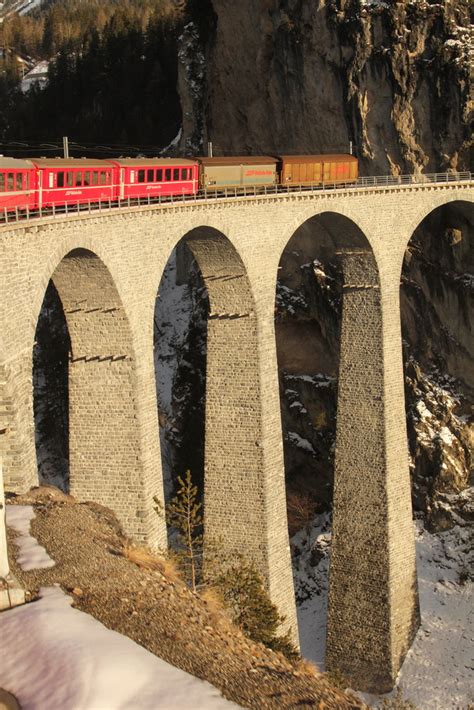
[326,249,419,691]
[0,182,472,691]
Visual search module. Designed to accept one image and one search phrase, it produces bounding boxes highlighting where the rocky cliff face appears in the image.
[180,0,472,173]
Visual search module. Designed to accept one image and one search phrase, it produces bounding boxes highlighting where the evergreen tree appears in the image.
[214,559,299,661]
[154,470,203,591]
[154,471,299,661]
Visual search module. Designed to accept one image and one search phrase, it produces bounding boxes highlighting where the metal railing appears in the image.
[1,171,472,226]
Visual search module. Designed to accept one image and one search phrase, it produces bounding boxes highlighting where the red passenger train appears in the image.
[0,153,358,215]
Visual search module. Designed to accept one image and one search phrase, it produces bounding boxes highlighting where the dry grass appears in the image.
[200,585,236,631]
[121,544,181,583]
[297,658,321,677]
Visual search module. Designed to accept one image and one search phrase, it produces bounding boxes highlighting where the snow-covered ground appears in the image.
[0,587,240,710]
[293,512,331,668]
[1,506,239,710]
[293,509,474,709]
[5,506,55,571]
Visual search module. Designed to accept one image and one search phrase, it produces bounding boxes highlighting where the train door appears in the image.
[120,168,125,199]
[323,161,331,183]
[314,161,322,184]
[37,170,43,209]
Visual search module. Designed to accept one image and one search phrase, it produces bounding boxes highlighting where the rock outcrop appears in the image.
[180,0,472,173]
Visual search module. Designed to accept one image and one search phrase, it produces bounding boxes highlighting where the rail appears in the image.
[1,171,472,226]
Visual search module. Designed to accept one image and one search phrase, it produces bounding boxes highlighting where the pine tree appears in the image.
[214,558,299,661]
[154,470,203,591]
[154,473,299,661]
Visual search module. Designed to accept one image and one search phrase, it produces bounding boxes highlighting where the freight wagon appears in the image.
[199,156,278,190]
[278,154,358,185]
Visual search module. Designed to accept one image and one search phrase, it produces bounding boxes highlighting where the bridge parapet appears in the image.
[1,173,472,228]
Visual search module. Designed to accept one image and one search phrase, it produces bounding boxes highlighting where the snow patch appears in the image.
[0,586,239,709]
[5,505,55,571]
[293,512,473,708]
[287,431,316,455]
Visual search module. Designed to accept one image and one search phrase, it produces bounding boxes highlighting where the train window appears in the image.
[147,169,154,182]
[49,173,54,189]
[173,168,179,181]
[57,172,64,188]
[138,170,145,183]
[84,172,90,186]
[0,173,4,191]
[99,171,107,186]
[7,173,14,190]
[165,169,171,181]
[156,169,163,181]
[67,172,73,187]
[92,172,98,186]
[16,173,23,190]
[75,172,82,187]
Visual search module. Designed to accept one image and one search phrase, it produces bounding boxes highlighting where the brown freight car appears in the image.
[278,154,358,185]
[199,156,278,189]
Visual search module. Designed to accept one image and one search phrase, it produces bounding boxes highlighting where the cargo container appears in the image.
[278,154,358,185]
[198,156,278,189]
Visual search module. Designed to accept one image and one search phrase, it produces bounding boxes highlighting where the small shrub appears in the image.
[286,489,319,537]
[458,562,472,585]
[214,557,300,661]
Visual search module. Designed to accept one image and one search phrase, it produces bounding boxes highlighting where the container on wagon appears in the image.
[278,154,358,185]
[111,158,199,200]
[0,157,36,213]
[30,158,115,208]
[198,156,278,190]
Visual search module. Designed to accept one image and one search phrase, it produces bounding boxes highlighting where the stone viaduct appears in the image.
[0,179,472,692]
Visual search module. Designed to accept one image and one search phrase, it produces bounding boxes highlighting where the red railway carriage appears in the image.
[0,157,37,212]
[31,158,115,208]
[111,158,198,200]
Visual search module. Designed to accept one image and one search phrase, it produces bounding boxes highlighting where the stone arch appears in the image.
[400,194,474,258]
[33,248,161,546]
[400,199,473,522]
[153,226,297,637]
[400,200,473,377]
[275,210,419,692]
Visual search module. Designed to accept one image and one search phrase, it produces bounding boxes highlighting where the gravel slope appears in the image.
[6,488,365,710]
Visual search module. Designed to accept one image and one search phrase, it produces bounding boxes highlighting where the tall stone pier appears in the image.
[326,249,419,691]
